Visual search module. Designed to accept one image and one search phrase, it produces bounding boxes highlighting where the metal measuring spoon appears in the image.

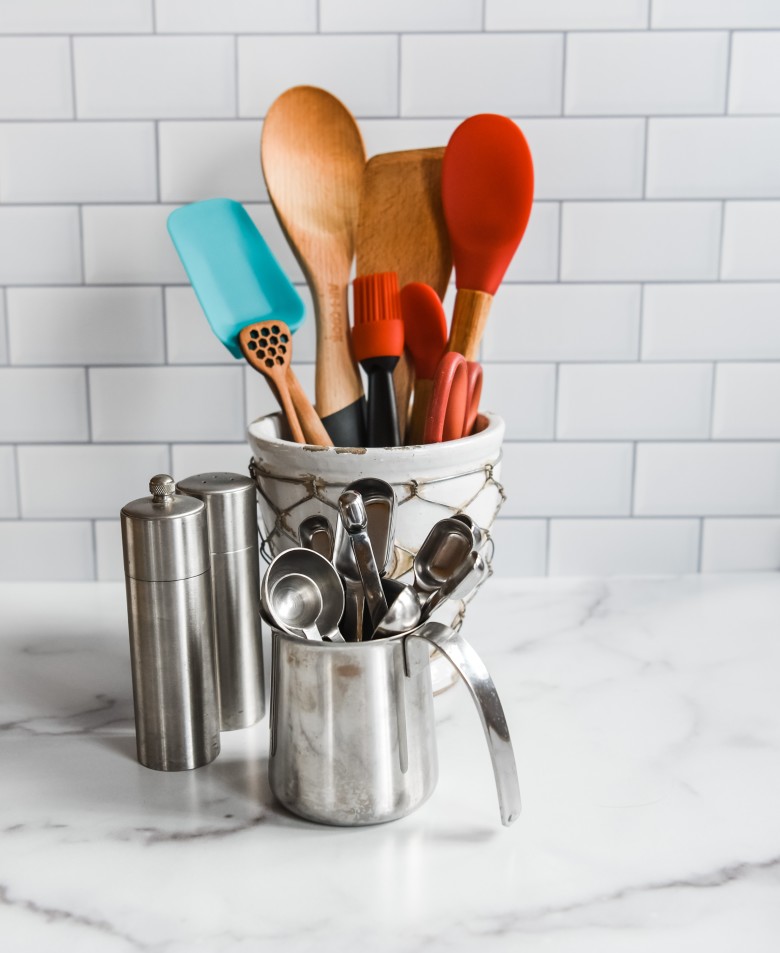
[298,514,335,562]
[420,550,489,622]
[450,512,485,552]
[338,490,389,638]
[413,517,476,595]
[372,578,422,639]
[262,548,345,642]
[269,574,324,641]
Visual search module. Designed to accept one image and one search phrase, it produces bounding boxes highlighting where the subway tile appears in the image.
[82,205,185,285]
[402,34,563,118]
[0,38,72,119]
[488,519,547,577]
[159,121,264,203]
[0,0,152,32]
[321,0,482,31]
[0,522,94,581]
[729,33,780,114]
[0,369,88,442]
[155,0,317,32]
[238,35,398,118]
[90,367,245,443]
[558,364,713,439]
[245,204,306,284]
[0,292,6,364]
[7,288,164,366]
[480,364,555,440]
[171,443,254,478]
[652,0,780,28]
[0,447,18,517]
[483,284,640,362]
[643,284,780,360]
[95,519,123,582]
[18,444,169,518]
[164,287,235,365]
[245,363,315,428]
[523,119,645,200]
[0,207,82,285]
[561,202,721,282]
[549,519,700,575]
[0,123,157,204]
[503,202,559,283]
[74,37,235,119]
[635,443,780,515]
[721,202,780,280]
[501,443,633,517]
[647,119,780,199]
[701,519,780,572]
[359,119,458,158]
[712,363,780,438]
[565,32,728,116]
[487,0,648,30]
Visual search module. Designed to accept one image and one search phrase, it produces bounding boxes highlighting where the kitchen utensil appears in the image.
[463,359,484,437]
[413,516,476,596]
[338,490,389,637]
[352,272,404,447]
[298,514,335,562]
[239,321,305,444]
[442,115,534,361]
[121,475,220,771]
[261,86,366,447]
[400,282,448,444]
[372,579,422,639]
[424,352,483,444]
[262,548,345,643]
[167,199,331,447]
[451,512,485,552]
[357,147,452,441]
[176,472,264,731]
[269,620,521,826]
[420,549,489,622]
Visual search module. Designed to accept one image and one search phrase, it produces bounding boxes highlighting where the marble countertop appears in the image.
[1,575,779,951]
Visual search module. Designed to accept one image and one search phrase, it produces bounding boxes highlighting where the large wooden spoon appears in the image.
[261,86,367,447]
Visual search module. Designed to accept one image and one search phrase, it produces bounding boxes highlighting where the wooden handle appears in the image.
[273,369,306,444]
[238,327,306,444]
[407,377,433,445]
[446,289,493,362]
[394,351,414,441]
[286,368,333,447]
[313,281,365,419]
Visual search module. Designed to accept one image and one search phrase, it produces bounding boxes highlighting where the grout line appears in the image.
[552,363,560,439]
[630,441,637,516]
[544,519,551,575]
[90,519,98,580]
[556,202,563,280]
[84,367,93,441]
[697,517,705,572]
[0,28,744,38]
[68,34,77,118]
[717,200,727,279]
[641,117,649,197]
[647,0,653,29]
[560,32,567,115]
[316,0,321,32]
[482,0,487,31]
[12,444,22,517]
[150,0,157,33]
[77,205,86,284]
[153,120,161,201]
[708,363,718,438]
[724,30,733,113]
[160,286,169,364]
[234,34,239,117]
[637,283,645,360]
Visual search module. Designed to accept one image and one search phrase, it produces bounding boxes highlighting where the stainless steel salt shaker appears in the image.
[176,472,264,731]
[120,474,220,771]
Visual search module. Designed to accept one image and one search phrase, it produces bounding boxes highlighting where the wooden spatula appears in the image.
[442,115,534,361]
[356,147,452,440]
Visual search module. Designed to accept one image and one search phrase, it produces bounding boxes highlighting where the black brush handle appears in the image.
[364,358,400,447]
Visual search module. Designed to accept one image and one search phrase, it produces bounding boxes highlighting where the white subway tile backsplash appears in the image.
[487,0,648,30]
[171,443,255,478]
[721,202,780,280]
[0,292,6,364]
[557,364,713,439]
[549,519,700,575]
[164,287,235,364]
[244,204,306,285]
[729,33,780,114]
[489,519,547,577]
[155,0,317,33]
[652,1,780,29]
[0,0,152,33]
[238,36,398,118]
[480,364,555,440]
[479,285,641,362]
[7,288,164,366]
[523,119,645,200]
[159,121,264,203]
[245,364,315,426]
[0,447,18,517]
[401,34,563,118]
[643,284,780,360]
[0,522,94,581]
[82,205,185,285]
[95,519,123,581]
[90,367,245,442]
[0,39,72,119]
[501,443,633,517]
[647,119,780,199]
[18,444,169,518]
[322,0,481,32]
[503,202,560,283]
[0,207,82,285]
[0,123,157,204]
[359,119,458,158]
[565,32,728,116]
[701,519,780,571]
[0,369,88,442]
[561,202,721,282]
[74,37,235,119]
[712,363,780,438]
[635,443,780,515]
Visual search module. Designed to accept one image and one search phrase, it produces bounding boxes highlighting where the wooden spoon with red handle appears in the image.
[442,115,534,361]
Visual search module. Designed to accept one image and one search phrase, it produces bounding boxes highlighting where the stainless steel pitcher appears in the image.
[269,621,521,827]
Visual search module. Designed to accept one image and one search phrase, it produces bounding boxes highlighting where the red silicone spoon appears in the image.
[400,282,448,444]
[424,352,469,444]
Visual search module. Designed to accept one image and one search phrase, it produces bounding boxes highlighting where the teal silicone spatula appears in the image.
[167,198,332,446]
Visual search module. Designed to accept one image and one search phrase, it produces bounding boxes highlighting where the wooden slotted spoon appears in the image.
[239,321,305,444]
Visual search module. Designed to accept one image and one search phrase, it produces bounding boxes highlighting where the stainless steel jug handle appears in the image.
[404,621,522,827]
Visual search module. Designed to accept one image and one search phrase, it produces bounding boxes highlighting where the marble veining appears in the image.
[1,576,779,951]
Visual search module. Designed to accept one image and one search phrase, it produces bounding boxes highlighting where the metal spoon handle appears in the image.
[338,491,389,638]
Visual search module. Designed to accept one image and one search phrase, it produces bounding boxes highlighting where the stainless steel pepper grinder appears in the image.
[176,471,264,731]
[120,474,220,771]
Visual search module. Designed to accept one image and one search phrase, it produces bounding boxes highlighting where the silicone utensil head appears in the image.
[463,361,483,438]
[400,282,448,380]
[425,352,468,443]
[442,115,534,295]
[352,273,405,361]
[167,199,305,359]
